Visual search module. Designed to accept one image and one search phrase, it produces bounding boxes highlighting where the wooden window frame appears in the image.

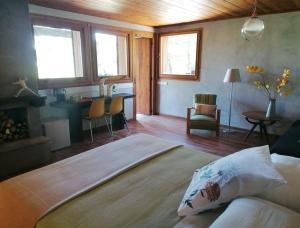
[158,29,202,81]
[91,25,131,84]
[31,14,92,89]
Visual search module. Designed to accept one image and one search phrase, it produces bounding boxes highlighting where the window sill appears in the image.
[38,77,133,89]
[159,74,199,81]
[94,75,132,84]
[38,78,92,89]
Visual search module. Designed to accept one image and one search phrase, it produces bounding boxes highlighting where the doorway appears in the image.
[133,37,153,116]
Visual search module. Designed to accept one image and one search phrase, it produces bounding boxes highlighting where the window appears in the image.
[159,30,202,80]
[94,31,129,78]
[33,25,84,79]
[31,15,133,88]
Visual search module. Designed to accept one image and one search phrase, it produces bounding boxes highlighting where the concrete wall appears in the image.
[157,11,300,135]
[0,0,38,97]
[0,0,42,136]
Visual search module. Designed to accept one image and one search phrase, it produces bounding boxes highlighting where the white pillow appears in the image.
[177,146,286,216]
[210,197,300,228]
[259,154,300,213]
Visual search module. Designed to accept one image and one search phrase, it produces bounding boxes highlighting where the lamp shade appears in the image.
[224,69,241,83]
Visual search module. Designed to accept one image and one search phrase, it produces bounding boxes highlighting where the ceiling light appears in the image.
[241,0,265,41]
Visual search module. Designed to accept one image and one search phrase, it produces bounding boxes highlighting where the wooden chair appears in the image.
[186,94,221,136]
[106,96,129,135]
[83,98,110,142]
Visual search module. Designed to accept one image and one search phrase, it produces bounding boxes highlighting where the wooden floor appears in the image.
[53,115,278,162]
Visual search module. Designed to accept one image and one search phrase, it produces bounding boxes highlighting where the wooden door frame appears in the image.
[132,32,157,119]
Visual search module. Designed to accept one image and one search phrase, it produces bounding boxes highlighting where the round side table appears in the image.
[242,111,281,143]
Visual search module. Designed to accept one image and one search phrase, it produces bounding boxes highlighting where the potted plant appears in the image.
[246,65,292,118]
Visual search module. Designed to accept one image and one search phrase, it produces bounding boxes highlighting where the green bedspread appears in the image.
[37,146,221,228]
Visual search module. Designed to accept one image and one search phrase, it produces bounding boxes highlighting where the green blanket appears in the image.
[37,147,220,228]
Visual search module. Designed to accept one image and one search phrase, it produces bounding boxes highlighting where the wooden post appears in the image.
[186,108,191,134]
[216,109,221,136]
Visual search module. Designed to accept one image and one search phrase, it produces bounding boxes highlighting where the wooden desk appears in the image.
[51,93,134,143]
[242,111,281,143]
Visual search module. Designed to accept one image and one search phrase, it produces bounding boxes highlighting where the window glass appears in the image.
[33,25,84,79]
[160,33,197,75]
[95,32,128,77]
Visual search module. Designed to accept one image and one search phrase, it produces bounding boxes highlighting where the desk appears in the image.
[242,111,281,143]
[51,93,134,143]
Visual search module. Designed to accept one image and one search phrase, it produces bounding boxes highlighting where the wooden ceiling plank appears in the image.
[29,0,300,27]
[92,0,222,25]
[258,0,285,11]
[198,0,245,15]
[31,0,163,25]
[90,0,210,21]
[154,0,226,16]
[208,0,248,16]
[221,0,254,17]
[243,0,274,14]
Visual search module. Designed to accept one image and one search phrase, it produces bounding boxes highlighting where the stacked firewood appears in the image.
[0,112,29,143]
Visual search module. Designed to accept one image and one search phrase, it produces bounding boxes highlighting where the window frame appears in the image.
[31,14,92,89]
[158,29,202,81]
[91,25,131,83]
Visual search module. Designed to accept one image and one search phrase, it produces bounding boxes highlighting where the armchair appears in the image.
[186,94,221,136]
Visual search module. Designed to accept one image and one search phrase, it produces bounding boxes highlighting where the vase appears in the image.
[106,84,113,97]
[99,82,105,97]
[266,98,276,118]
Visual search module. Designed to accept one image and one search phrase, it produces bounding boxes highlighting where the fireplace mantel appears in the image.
[0,95,46,108]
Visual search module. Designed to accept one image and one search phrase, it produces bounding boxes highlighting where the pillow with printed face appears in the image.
[177,146,286,216]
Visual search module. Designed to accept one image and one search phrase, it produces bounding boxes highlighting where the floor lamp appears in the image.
[224,69,241,133]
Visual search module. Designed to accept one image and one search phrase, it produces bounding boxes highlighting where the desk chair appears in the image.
[106,96,129,135]
[83,98,110,142]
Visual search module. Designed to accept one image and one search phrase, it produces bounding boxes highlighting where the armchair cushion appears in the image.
[190,115,217,129]
[194,104,217,116]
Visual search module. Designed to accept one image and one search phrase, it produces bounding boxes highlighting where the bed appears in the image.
[0,133,223,228]
[2,133,298,228]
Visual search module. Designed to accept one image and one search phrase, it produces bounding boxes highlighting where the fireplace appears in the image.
[0,107,29,143]
[0,96,47,140]
[0,96,51,179]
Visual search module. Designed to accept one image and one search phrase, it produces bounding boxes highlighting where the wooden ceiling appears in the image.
[29,0,300,27]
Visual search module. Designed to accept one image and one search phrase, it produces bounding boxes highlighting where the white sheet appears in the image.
[210,197,300,228]
[259,154,300,213]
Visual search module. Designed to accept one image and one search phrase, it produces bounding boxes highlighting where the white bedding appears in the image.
[259,154,300,213]
[177,152,300,228]
[210,197,300,228]
[177,146,286,216]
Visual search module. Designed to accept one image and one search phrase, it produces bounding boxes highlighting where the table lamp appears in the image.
[224,69,241,132]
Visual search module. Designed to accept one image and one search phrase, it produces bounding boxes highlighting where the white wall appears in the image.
[157,11,300,134]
